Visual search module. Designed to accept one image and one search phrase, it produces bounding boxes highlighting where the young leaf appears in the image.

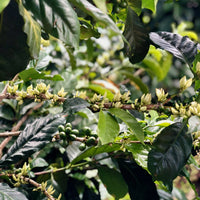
[0,115,65,166]
[19,68,63,82]
[149,31,200,65]
[142,0,158,13]
[148,122,193,186]
[118,159,160,200]
[18,0,41,58]
[98,166,128,199]
[69,0,121,35]
[0,183,29,200]
[0,0,10,13]
[22,0,80,48]
[123,8,150,64]
[63,98,90,114]
[109,108,144,143]
[97,110,119,144]
[0,0,31,81]
[71,143,121,165]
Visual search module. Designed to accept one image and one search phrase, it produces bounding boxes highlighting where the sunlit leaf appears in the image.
[0,0,10,13]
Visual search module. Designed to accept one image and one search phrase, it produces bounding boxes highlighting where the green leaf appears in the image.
[148,122,193,185]
[30,157,48,169]
[22,0,80,48]
[18,0,41,58]
[0,115,65,166]
[118,159,159,200]
[126,143,150,169]
[142,0,158,13]
[69,0,121,35]
[19,68,63,82]
[98,166,128,200]
[88,84,114,101]
[97,110,119,144]
[63,98,90,114]
[149,32,200,65]
[128,0,142,16]
[0,105,15,121]
[120,71,149,93]
[93,0,107,13]
[123,8,150,64]
[0,0,10,13]
[109,108,144,143]
[71,143,121,164]
[0,1,31,81]
[0,183,28,200]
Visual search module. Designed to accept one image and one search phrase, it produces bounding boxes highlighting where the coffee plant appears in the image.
[0,0,200,199]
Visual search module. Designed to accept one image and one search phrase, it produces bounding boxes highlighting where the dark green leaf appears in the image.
[63,98,90,114]
[69,0,121,35]
[120,70,149,93]
[22,0,80,48]
[109,108,144,143]
[0,115,65,166]
[30,157,48,169]
[98,110,119,144]
[118,159,159,200]
[18,1,41,58]
[148,122,193,185]
[149,31,200,65]
[0,1,31,81]
[19,68,63,82]
[98,166,128,199]
[71,143,121,164]
[0,0,10,13]
[0,183,29,200]
[123,8,150,64]
[0,105,15,121]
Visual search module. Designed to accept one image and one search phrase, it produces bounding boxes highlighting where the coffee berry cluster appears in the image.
[55,123,98,151]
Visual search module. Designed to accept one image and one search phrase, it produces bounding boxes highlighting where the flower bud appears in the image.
[141,93,152,105]
[156,88,168,102]
[179,76,192,91]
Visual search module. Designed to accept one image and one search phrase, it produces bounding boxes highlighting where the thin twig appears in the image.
[0,131,21,137]
[0,103,43,158]
[22,176,56,200]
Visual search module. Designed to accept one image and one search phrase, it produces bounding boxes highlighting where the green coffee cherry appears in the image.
[71,129,79,136]
[65,123,72,129]
[69,134,77,141]
[90,131,98,138]
[58,125,65,132]
[79,143,86,151]
[59,131,66,139]
[85,136,96,146]
[65,127,72,134]
[82,127,91,136]
[120,0,127,8]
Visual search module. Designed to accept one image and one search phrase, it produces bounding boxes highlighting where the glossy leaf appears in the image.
[0,1,30,81]
[69,0,121,35]
[93,0,107,13]
[97,110,119,144]
[120,70,148,93]
[63,98,90,114]
[148,122,193,185]
[109,108,144,143]
[118,159,159,200]
[30,157,48,169]
[128,0,142,15]
[19,68,63,82]
[0,183,28,200]
[125,143,150,169]
[142,0,158,13]
[71,143,121,164]
[123,8,150,64]
[149,31,200,65]
[22,0,80,48]
[98,166,128,199]
[0,0,10,13]
[0,115,65,166]
[18,0,41,58]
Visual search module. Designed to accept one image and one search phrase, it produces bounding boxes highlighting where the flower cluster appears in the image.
[7,83,67,105]
[171,101,200,118]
